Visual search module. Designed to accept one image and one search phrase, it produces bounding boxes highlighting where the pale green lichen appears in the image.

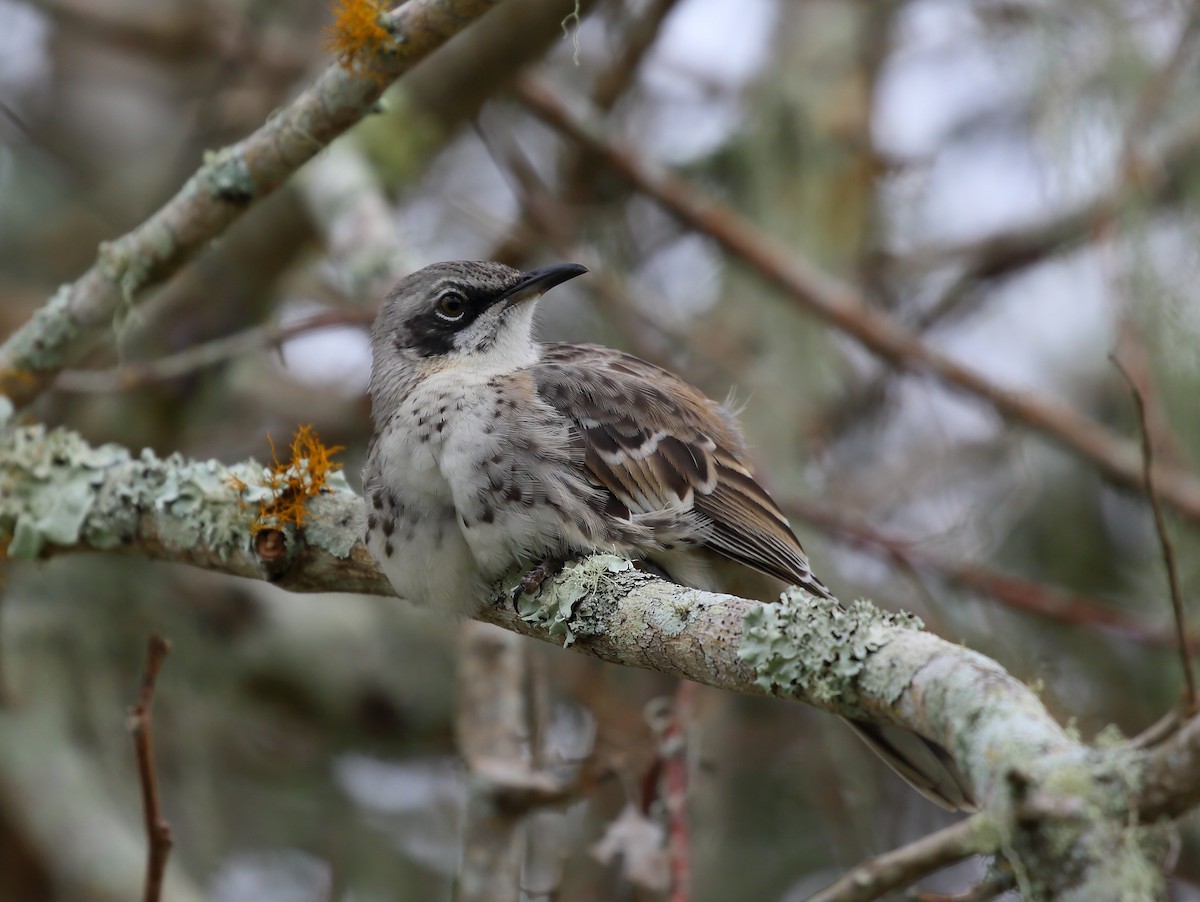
[0,425,362,565]
[98,236,154,308]
[560,0,582,65]
[738,589,923,704]
[200,146,257,201]
[0,426,256,560]
[644,586,707,637]
[4,285,79,371]
[515,555,636,647]
[1093,723,1128,748]
[302,472,362,558]
[1004,748,1170,899]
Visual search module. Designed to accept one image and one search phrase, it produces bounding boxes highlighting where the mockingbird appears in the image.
[364,259,973,810]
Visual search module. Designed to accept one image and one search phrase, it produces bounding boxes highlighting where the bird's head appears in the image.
[371,260,588,374]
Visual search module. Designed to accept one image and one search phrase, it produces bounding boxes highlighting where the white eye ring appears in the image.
[436,292,467,321]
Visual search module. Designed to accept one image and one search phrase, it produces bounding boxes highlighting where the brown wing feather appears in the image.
[533,343,830,598]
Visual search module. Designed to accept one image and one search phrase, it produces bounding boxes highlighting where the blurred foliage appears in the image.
[2,0,1200,899]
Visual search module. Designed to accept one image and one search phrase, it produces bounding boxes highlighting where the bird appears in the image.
[363,259,974,810]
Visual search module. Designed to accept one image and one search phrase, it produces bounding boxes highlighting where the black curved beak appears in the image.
[498,262,589,308]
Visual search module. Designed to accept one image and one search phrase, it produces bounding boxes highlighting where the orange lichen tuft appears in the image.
[324,0,392,72]
[256,425,345,530]
[226,473,249,508]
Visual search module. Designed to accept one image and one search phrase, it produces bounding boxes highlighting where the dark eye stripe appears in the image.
[404,289,491,356]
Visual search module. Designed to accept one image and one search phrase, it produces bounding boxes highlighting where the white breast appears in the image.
[366,377,487,612]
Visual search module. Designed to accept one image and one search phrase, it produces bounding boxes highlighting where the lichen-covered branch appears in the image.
[1140,713,1200,821]
[0,424,1188,899]
[0,0,504,410]
[0,423,386,595]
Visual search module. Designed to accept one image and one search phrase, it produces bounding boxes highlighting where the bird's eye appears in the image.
[435,292,467,321]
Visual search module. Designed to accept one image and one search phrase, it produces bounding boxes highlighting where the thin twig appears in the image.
[55,309,374,393]
[785,497,1200,653]
[1140,711,1200,820]
[1120,6,1200,175]
[873,6,1200,368]
[128,632,173,902]
[910,869,1014,902]
[1130,706,1187,750]
[474,121,694,369]
[805,816,995,902]
[1112,356,1196,712]
[559,0,684,203]
[513,74,1200,526]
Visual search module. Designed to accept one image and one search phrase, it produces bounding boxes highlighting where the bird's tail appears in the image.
[842,717,976,811]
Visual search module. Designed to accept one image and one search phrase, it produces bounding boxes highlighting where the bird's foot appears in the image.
[518,557,568,599]
[512,556,585,612]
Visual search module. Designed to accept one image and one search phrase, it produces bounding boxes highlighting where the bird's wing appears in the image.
[532,343,829,596]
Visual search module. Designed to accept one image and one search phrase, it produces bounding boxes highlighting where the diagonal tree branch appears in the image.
[807,815,998,902]
[784,498,1199,653]
[0,0,505,411]
[512,75,1200,527]
[1141,712,1200,821]
[55,309,375,393]
[0,424,1187,899]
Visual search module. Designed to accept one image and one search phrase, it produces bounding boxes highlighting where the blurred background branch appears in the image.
[128,632,174,902]
[0,0,504,409]
[5,0,1200,897]
[514,73,1200,526]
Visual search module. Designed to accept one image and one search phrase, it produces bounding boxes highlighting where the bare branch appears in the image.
[785,498,1198,653]
[513,75,1200,527]
[806,816,996,902]
[128,633,173,902]
[0,0,505,410]
[1112,356,1196,713]
[819,109,1200,438]
[55,309,374,393]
